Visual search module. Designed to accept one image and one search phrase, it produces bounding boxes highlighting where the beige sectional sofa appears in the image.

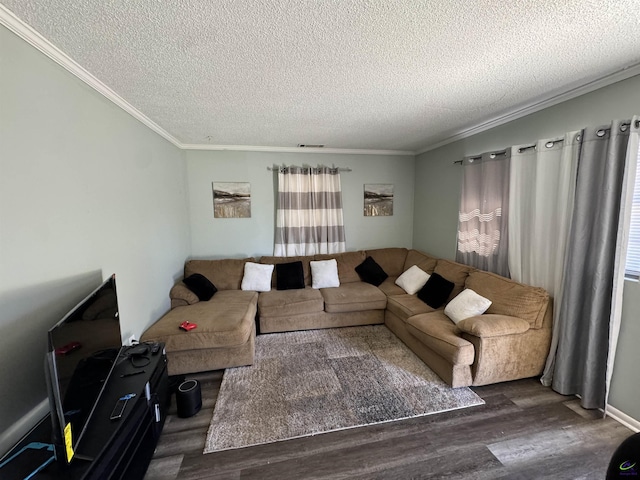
[141,248,552,387]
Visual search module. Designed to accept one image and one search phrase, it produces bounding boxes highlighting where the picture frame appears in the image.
[364,184,394,216]
[213,182,251,218]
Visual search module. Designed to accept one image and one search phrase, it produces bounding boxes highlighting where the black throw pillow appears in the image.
[183,273,217,301]
[276,261,305,290]
[355,256,388,286]
[417,273,454,308]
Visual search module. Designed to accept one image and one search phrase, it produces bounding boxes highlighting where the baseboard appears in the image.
[607,404,640,433]
[0,398,49,458]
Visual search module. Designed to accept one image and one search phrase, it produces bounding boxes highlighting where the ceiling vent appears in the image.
[297,144,324,148]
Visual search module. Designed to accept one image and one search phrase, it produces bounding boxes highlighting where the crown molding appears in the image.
[4,4,638,158]
[1,5,414,157]
[416,63,640,156]
[181,144,415,156]
[0,4,183,149]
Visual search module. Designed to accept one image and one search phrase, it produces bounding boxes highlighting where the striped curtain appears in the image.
[274,166,346,256]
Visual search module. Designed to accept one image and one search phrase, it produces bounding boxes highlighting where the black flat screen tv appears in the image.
[45,274,123,465]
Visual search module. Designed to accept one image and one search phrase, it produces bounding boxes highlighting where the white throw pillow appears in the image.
[395,265,430,295]
[241,262,274,292]
[310,259,340,289]
[444,289,492,324]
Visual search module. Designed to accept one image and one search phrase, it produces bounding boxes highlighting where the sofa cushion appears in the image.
[465,271,549,329]
[315,251,365,284]
[321,282,387,313]
[406,313,475,366]
[241,262,274,292]
[444,289,492,324]
[457,314,530,338]
[395,265,430,295]
[183,273,217,301]
[377,277,406,296]
[433,259,475,302]
[403,250,438,274]
[364,248,408,277]
[260,255,313,287]
[355,256,388,286]
[275,261,305,290]
[385,294,435,321]
[258,287,324,317]
[185,258,255,291]
[310,259,340,288]
[170,283,200,307]
[417,273,454,309]
[143,290,257,352]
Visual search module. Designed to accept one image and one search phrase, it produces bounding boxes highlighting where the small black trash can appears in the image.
[176,379,202,418]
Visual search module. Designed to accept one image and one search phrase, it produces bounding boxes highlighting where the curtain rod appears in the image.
[454,119,639,165]
[517,138,566,154]
[453,150,506,165]
[267,165,352,172]
[598,120,640,136]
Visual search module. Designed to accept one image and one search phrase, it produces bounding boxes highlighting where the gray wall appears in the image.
[413,74,640,423]
[186,150,415,258]
[0,25,191,453]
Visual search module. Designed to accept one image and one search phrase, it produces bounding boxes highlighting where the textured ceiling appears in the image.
[2,0,640,153]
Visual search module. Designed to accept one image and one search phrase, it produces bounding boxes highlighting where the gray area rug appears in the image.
[204,325,484,453]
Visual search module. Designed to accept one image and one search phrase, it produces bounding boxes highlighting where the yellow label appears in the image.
[64,422,74,462]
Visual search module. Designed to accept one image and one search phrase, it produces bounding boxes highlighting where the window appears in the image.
[625,142,640,278]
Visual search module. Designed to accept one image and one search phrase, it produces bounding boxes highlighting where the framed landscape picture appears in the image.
[364,184,394,216]
[213,182,251,218]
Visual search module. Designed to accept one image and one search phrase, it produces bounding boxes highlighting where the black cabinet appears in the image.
[0,346,169,480]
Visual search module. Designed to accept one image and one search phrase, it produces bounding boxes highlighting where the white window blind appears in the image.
[625,142,640,278]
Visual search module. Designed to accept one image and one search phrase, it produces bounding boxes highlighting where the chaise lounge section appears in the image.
[141,258,257,376]
[141,248,552,387]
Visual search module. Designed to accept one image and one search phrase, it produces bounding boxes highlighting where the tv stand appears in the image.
[0,345,169,480]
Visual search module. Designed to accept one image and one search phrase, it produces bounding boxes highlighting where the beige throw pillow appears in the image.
[241,262,274,292]
[395,265,430,295]
[444,289,492,324]
[310,259,340,289]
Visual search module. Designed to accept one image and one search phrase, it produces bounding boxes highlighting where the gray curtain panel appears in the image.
[456,151,510,277]
[552,121,631,409]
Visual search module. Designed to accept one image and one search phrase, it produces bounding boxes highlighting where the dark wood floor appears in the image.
[144,371,633,480]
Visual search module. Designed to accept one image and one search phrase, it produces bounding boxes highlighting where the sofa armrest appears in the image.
[457,314,530,338]
[170,283,199,308]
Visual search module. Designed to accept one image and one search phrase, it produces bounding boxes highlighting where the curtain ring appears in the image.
[575,134,581,142]
[545,141,554,148]
[620,124,629,132]
[596,129,607,137]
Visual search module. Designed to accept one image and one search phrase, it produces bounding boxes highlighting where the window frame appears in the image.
[624,141,640,279]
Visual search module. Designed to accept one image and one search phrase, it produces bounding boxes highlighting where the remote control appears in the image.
[110,393,136,421]
[151,343,161,355]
